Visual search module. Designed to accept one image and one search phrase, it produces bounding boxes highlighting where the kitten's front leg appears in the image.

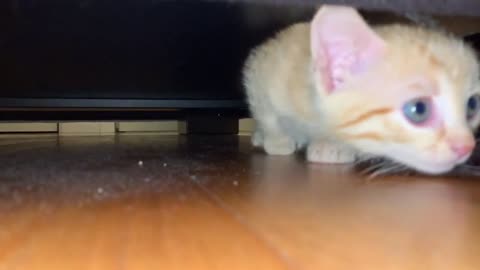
[263,133,296,155]
[252,117,296,156]
[307,141,356,164]
[254,128,296,155]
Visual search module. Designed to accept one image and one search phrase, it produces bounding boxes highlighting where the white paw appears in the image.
[264,137,296,155]
[307,143,355,164]
[251,130,264,147]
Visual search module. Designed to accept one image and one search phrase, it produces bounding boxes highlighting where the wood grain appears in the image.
[0,134,478,269]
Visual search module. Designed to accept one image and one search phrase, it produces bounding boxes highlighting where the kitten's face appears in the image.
[323,33,480,175]
[310,6,480,174]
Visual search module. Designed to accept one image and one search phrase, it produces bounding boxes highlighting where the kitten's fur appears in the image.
[243,5,480,175]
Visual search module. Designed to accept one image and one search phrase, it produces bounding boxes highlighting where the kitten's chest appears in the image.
[277,113,328,144]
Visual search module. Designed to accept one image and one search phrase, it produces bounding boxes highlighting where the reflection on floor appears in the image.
[0,134,478,270]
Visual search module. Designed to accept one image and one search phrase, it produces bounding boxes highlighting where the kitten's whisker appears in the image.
[362,160,394,177]
[367,166,395,179]
[459,164,480,170]
[454,164,480,176]
[353,154,376,165]
[364,161,408,179]
[460,164,479,168]
[458,165,480,172]
[361,161,388,175]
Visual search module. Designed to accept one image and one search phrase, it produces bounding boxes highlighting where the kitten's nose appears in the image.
[449,138,475,159]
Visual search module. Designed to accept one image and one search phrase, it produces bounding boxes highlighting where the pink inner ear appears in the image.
[325,40,356,90]
[311,5,386,93]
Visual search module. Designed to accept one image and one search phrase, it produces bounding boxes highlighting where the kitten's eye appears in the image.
[403,98,431,125]
[466,94,480,120]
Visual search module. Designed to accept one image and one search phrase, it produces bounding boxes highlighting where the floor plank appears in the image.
[0,134,478,269]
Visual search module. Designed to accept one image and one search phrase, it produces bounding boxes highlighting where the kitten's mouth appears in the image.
[412,162,456,175]
[357,158,457,176]
[354,155,467,176]
[411,154,473,175]
[405,157,469,175]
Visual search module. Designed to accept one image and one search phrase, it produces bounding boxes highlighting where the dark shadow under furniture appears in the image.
[0,0,479,133]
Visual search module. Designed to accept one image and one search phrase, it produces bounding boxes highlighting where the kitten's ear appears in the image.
[311,5,387,93]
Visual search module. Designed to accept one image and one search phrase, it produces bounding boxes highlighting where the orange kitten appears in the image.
[243,5,480,175]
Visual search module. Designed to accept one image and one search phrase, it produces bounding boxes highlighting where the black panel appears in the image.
[465,33,480,53]
[0,0,315,111]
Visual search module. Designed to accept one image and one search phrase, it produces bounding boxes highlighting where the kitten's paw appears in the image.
[251,130,264,147]
[264,137,296,155]
[307,143,355,164]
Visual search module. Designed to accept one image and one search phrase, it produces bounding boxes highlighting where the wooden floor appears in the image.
[0,134,479,270]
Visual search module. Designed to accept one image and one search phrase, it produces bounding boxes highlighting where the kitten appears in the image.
[243,5,480,175]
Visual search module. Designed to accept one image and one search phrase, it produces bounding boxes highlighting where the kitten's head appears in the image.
[310,5,480,175]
